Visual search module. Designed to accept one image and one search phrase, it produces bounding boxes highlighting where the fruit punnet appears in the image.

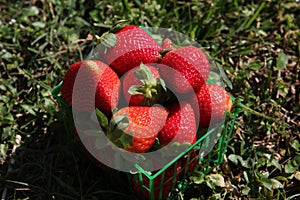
[57,23,238,200]
[131,162,182,200]
[107,106,169,153]
[99,25,162,75]
[158,102,197,146]
[122,63,166,106]
[190,84,232,128]
[160,45,210,94]
[61,60,120,115]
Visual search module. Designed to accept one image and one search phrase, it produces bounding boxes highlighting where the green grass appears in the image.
[1,0,299,199]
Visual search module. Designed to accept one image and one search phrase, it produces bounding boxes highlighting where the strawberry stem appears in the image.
[145,88,153,99]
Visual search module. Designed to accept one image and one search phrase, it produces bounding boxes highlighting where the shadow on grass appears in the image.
[1,121,137,200]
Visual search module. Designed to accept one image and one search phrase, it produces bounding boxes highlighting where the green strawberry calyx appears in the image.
[95,20,130,53]
[95,32,118,54]
[107,114,133,149]
[128,63,167,105]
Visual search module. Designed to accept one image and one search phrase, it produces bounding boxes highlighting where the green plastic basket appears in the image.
[51,82,240,200]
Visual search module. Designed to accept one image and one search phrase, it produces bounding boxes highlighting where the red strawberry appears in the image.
[160,46,210,93]
[99,25,162,75]
[61,60,120,115]
[122,63,166,106]
[161,38,174,51]
[158,102,197,146]
[131,163,182,200]
[190,84,232,128]
[179,150,198,175]
[107,106,168,153]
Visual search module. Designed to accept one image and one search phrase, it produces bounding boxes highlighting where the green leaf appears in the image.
[216,62,233,89]
[261,171,270,179]
[23,6,39,17]
[268,159,282,172]
[191,172,206,184]
[243,171,249,183]
[32,21,46,28]
[97,32,118,50]
[249,61,262,70]
[260,178,272,191]
[294,154,300,165]
[21,104,36,116]
[95,108,108,129]
[206,174,226,188]
[128,85,144,95]
[75,16,91,27]
[284,160,298,174]
[117,132,133,149]
[107,115,132,149]
[110,115,127,125]
[134,63,156,84]
[0,108,15,125]
[1,127,12,141]
[157,78,167,91]
[257,157,266,168]
[228,154,251,168]
[290,139,300,151]
[128,63,167,103]
[112,115,129,130]
[241,185,251,195]
[240,139,246,156]
[2,79,17,96]
[274,176,288,182]
[89,10,100,22]
[228,154,239,165]
[270,178,283,189]
[276,51,288,70]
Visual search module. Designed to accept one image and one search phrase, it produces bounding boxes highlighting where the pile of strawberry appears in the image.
[60,25,233,199]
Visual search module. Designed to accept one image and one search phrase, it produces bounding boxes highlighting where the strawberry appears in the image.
[161,38,174,51]
[158,102,197,146]
[190,84,232,128]
[61,60,120,115]
[122,63,166,106]
[179,150,198,175]
[160,45,210,93]
[131,163,182,200]
[99,25,162,75]
[107,106,168,153]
